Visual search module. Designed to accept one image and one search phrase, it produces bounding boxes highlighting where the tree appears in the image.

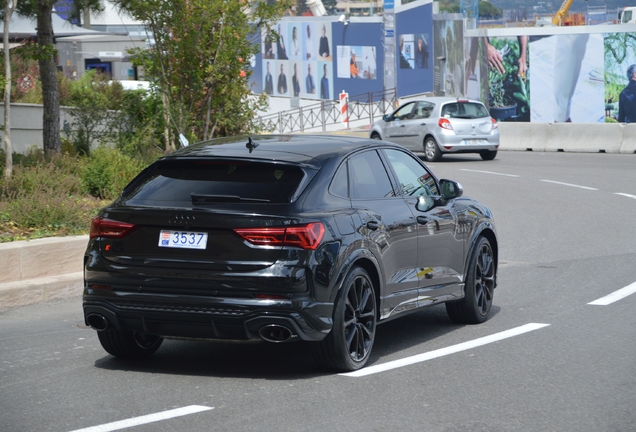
[478,1,503,19]
[3,0,17,178]
[11,0,103,157]
[111,0,291,150]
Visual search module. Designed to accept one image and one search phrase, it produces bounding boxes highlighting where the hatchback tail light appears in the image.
[90,216,139,239]
[235,222,325,250]
[438,118,453,130]
[491,117,498,130]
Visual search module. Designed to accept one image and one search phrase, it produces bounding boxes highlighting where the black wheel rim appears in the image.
[474,243,495,316]
[343,275,376,362]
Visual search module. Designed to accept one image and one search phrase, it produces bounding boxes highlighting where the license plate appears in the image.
[463,139,485,145]
[158,230,208,250]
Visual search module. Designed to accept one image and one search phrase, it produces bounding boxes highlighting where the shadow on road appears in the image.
[93,304,500,379]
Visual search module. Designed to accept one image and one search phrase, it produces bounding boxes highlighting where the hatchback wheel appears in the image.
[97,330,163,359]
[371,132,381,140]
[480,150,497,161]
[446,236,495,324]
[424,137,442,162]
[313,266,377,371]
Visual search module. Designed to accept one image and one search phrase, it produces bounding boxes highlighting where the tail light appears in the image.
[90,216,139,239]
[235,222,325,250]
[438,118,453,130]
[491,117,499,130]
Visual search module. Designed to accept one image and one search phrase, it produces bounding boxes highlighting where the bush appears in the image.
[0,153,105,241]
[0,147,155,242]
[80,146,147,200]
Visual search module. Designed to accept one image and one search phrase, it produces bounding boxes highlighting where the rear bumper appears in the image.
[83,289,333,342]
[439,139,499,153]
[436,130,500,153]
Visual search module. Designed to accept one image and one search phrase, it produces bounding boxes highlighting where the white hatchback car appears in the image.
[370,97,500,162]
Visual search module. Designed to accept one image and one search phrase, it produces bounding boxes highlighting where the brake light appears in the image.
[235,222,325,250]
[438,118,453,130]
[90,216,139,239]
[491,117,498,130]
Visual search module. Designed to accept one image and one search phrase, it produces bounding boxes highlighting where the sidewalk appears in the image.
[0,236,87,311]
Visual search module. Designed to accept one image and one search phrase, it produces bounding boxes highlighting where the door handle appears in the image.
[366,221,380,230]
[400,124,405,127]
[416,216,429,225]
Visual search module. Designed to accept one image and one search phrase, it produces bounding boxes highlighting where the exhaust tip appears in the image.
[86,314,109,331]
[258,324,297,343]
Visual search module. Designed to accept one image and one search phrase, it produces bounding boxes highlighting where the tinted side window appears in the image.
[383,149,439,197]
[349,151,395,199]
[330,162,348,197]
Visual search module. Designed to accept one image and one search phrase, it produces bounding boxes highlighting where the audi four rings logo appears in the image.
[168,215,195,224]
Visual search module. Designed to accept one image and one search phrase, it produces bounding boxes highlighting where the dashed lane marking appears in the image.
[459,169,520,177]
[68,405,213,432]
[540,180,598,190]
[614,193,636,200]
[588,281,636,306]
[340,323,550,378]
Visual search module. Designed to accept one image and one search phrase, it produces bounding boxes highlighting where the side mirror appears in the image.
[382,114,390,122]
[439,179,463,199]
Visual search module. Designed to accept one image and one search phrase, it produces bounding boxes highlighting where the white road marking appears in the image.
[540,180,598,190]
[614,193,636,200]
[460,169,520,177]
[588,281,636,306]
[68,405,213,432]
[340,323,550,378]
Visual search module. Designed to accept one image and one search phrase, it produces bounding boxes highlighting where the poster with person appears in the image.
[529,33,603,123]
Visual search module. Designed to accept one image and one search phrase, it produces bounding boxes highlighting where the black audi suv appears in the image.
[83,135,498,371]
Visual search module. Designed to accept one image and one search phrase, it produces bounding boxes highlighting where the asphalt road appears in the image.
[1,151,635,432]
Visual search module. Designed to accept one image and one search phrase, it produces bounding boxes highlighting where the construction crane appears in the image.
[552,0,574,25]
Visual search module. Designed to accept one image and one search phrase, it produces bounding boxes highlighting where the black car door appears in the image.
[381,148,466,306]
[346,149,420,319]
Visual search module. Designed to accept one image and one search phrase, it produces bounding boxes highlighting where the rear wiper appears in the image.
[191,193,270,203]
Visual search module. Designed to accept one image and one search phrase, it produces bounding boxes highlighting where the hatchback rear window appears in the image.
[441,102,489,119]
[121,159,305,205]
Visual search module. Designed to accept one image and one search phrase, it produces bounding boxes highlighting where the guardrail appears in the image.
[256,88,397,133]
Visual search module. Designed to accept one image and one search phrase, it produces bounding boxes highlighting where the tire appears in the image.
[97,329,163,359]
[370,132,381,140]
[446,236,495,324]
[480,150,497,161]
[424,137,442,162]
[312,266,377,371]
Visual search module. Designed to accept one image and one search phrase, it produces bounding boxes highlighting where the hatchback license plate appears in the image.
[158,230,208,249]
[463,139,485,145]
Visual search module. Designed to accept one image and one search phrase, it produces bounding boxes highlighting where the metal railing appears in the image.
[256,88,397,133]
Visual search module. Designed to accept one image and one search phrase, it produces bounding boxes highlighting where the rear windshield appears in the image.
[121,159,305,206]
[441,102,490,119]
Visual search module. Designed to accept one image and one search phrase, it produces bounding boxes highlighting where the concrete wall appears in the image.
[0,103,77,154]
[498,123,636,154]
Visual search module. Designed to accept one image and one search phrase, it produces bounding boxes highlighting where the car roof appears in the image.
[162,134,396,168]
[401,96,483,105]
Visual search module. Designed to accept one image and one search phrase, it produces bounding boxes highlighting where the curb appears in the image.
[0,272,84,311]
[0,236,87,311]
